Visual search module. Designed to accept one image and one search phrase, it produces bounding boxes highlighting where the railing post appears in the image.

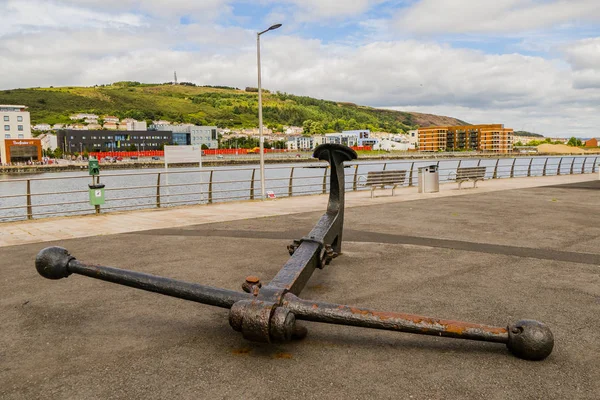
[581,157,587,174]
[322,167,327,194]
[26,179,33,220]
[593,157,598,173]
[542,158,548,176]
[288,167,294,197]
[382,163,387,171]
[250,169,256,200]
[353,165,359,191]
[527,158,533,177]
[557,157,563,175]
[510,158,516,178]
[156,173,161,208]
[408,162,415,186]
[208,170,214,204]
[570,158,575,175]
[493,159,499,179]
[477,159,481,167]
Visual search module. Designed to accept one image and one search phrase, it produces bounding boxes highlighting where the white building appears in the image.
[70,113,99,121]
[284,126,304,135]
[123,119,147,131]
[2,105,31,139]
[373,139,411,151]
[1,105,37,164]
[39,133,58,151]
[153,124,219,149]
[103,115,119,123]
[32,123,52,131]
[286,136,314,151]
[407,130,418,147]
[190,126,218,149]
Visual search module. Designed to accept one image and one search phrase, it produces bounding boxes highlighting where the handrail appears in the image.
[0,155,597,221]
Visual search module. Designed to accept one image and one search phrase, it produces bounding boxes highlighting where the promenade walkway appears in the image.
[1,174,599,399]
[0,173,596,247]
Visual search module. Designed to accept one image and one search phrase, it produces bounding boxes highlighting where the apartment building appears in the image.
[1,105,42,164]
[152,124,219,149]
[418,124,513,153]
[57,130,172,152]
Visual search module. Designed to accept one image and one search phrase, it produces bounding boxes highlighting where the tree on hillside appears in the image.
[567,137,583,147]
[302,119,325,135]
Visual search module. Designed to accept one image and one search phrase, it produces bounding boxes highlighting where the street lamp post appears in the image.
[257,23,282,199]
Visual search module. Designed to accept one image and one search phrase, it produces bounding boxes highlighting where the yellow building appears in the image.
[418,124,513,153]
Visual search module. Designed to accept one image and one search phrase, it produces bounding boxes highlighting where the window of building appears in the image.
[4,134,10,138]
[18,125,23,131]
[4,125,9,131]
[17,116,23,122]
[18,134,24,139]
[3,116,8,122]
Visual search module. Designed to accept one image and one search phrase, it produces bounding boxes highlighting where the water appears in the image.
[0,155,597,221]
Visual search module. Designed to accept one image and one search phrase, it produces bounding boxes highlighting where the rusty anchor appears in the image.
[35,144,554,361]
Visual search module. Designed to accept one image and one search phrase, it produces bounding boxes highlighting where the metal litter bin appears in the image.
[418,165,439,193]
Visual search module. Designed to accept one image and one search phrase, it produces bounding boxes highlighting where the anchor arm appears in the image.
[282,294,554,361]
[35,247,252,309]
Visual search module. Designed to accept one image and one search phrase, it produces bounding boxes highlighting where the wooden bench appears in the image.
[364,170,407,198]
[453,166,486,189]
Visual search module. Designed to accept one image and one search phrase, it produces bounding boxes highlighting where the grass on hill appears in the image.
[0,82,466,132]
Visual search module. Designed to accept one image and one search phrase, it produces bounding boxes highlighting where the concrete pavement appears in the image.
[0,177,599,399]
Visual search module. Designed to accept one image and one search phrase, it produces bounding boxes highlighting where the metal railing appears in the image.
[0,156,597,222]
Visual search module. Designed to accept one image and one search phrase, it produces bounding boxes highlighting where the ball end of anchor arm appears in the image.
[35,246,74,280]
[506,320,554,361]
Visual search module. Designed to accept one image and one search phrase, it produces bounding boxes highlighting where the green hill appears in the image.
[0,82,467,133]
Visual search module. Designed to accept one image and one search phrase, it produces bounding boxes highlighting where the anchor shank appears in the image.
[67,259,252,309]
[284,294,509,343]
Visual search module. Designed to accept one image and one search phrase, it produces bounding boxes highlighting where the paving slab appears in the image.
[0,180,599,399]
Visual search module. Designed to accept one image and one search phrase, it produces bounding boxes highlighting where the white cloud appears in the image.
[563,37,600,70]
[563,37,600,89]
[55,0,231,19]
[0,1,599,136]
[280,0,384,21]
[0,0,144,37]
[395,0,600,34]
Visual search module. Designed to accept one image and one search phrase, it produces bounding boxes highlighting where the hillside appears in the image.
[514,131,543,137]
[0,82,467,132]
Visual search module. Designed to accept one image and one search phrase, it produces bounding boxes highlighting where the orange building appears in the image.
[418,124,513,153]
[2,139,42,164]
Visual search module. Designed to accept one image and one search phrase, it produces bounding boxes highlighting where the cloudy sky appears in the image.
[1,0,599,135]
